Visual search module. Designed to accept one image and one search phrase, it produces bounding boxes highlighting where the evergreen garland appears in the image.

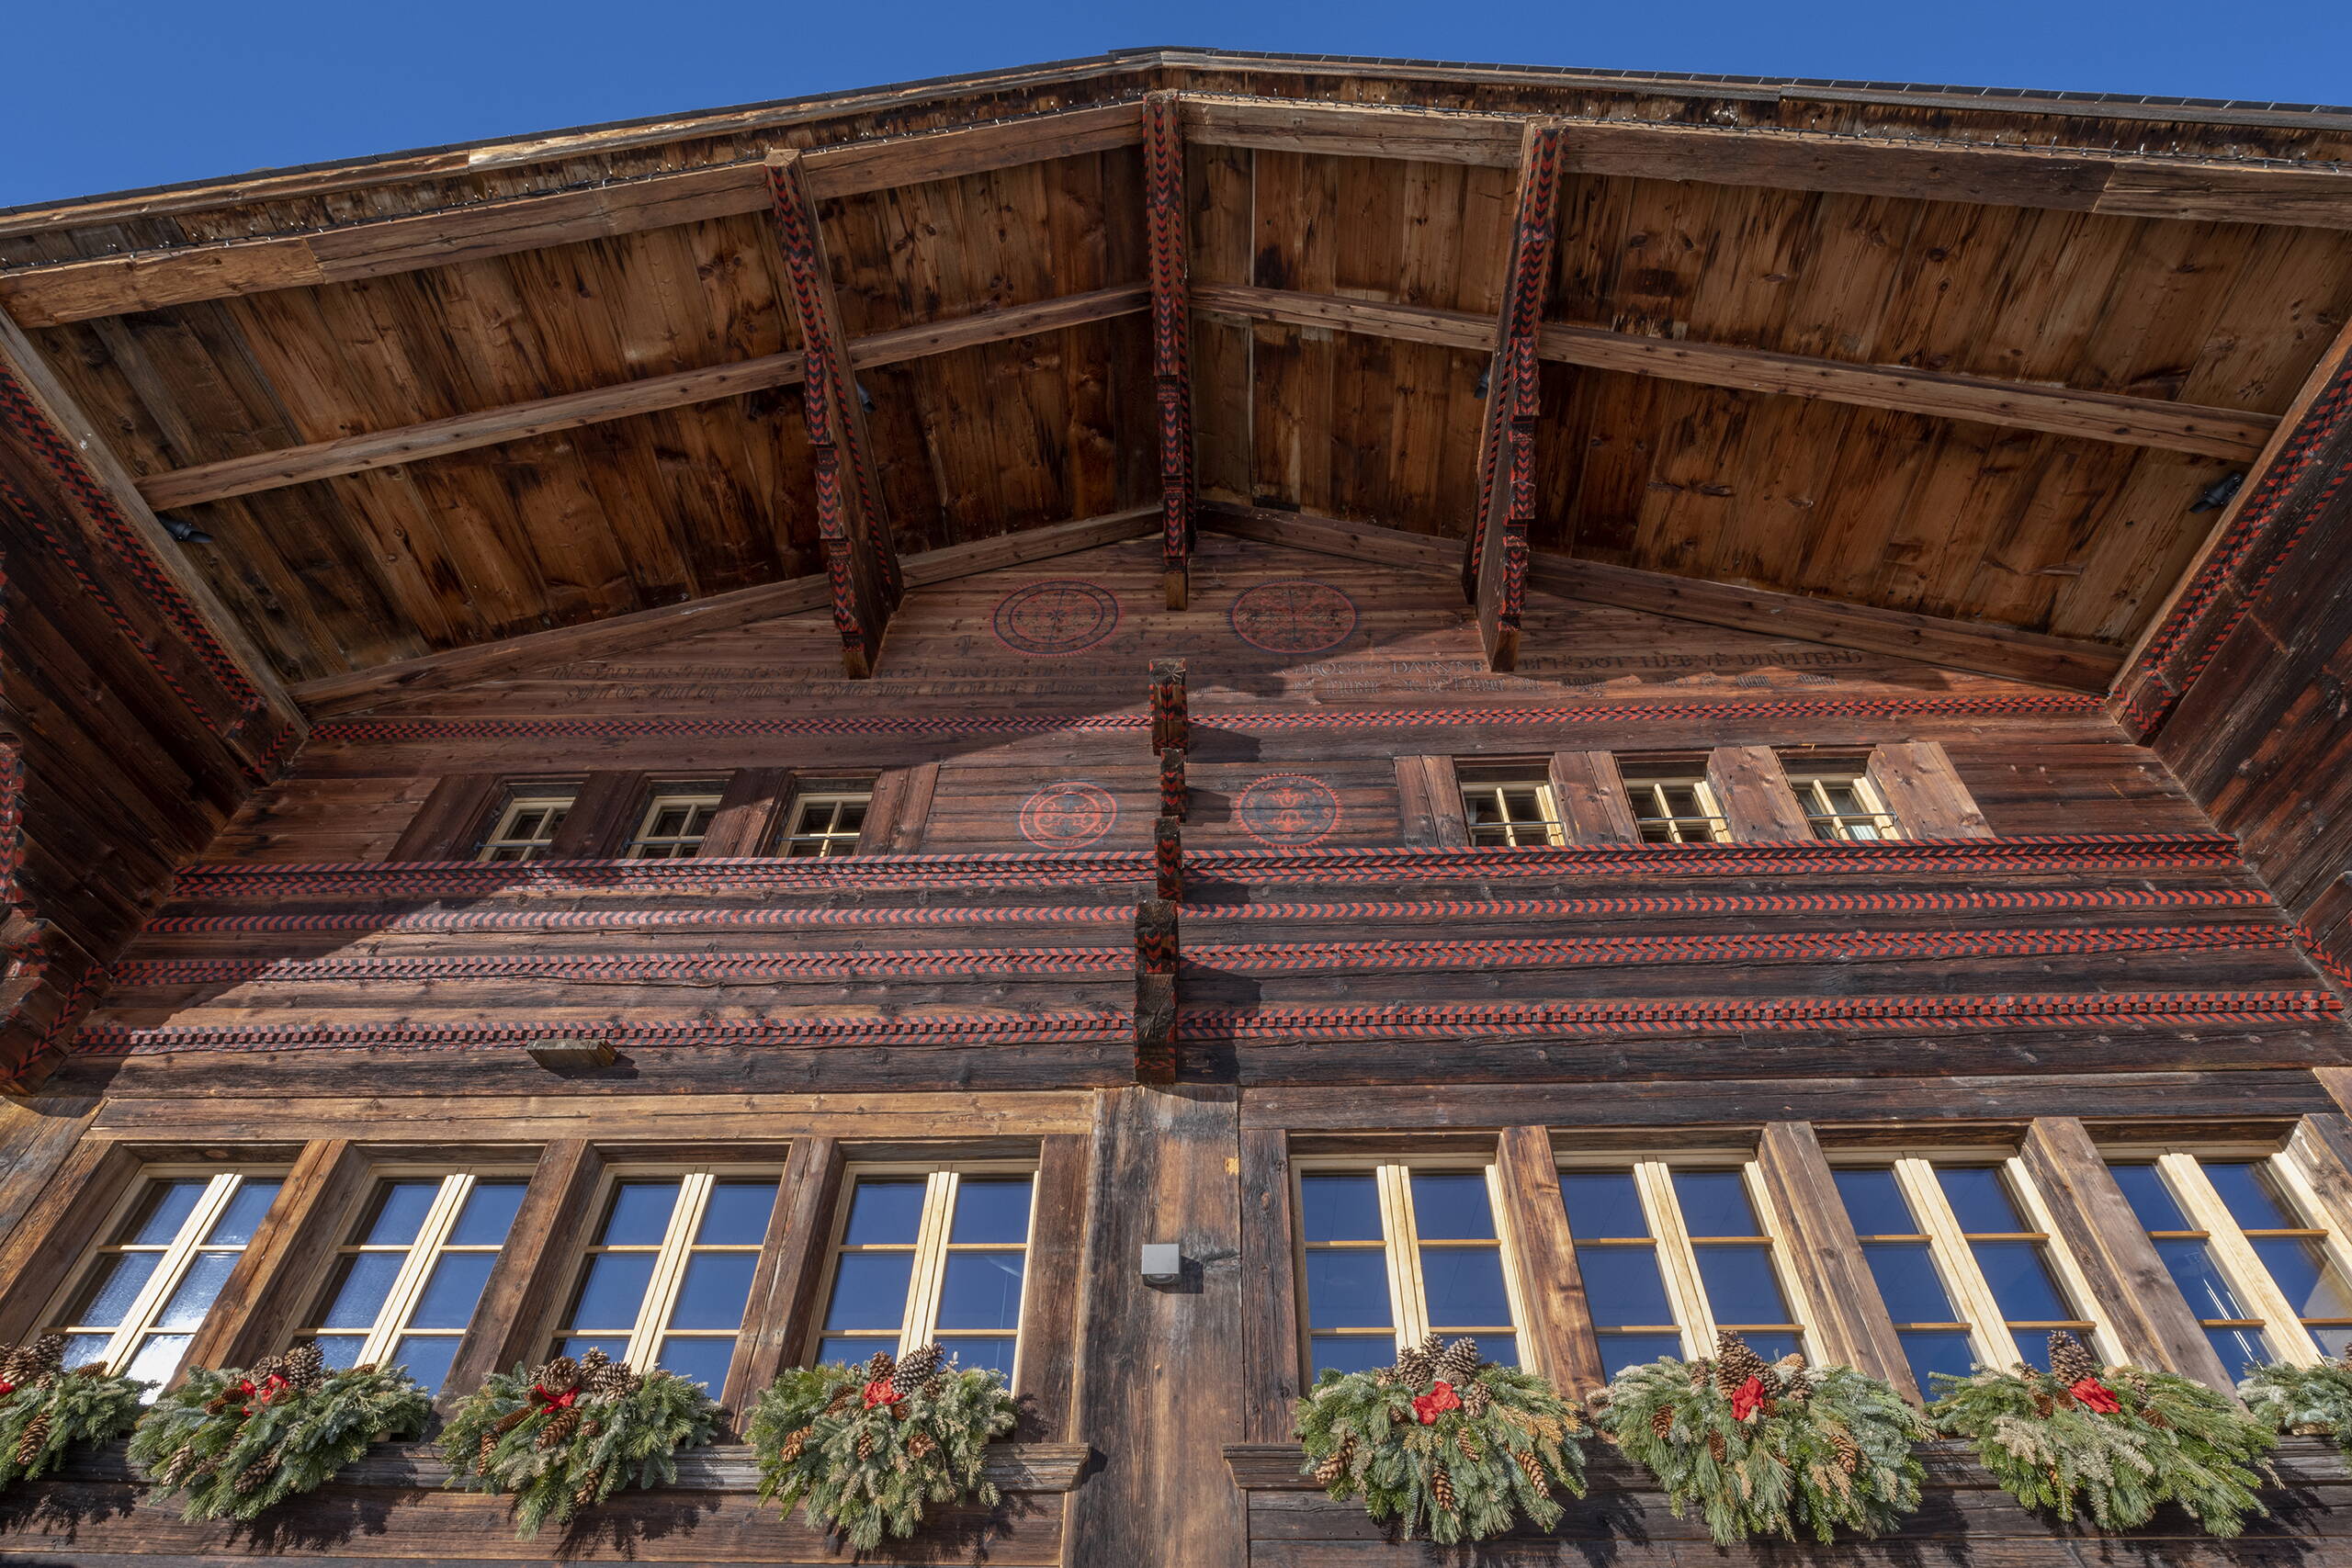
[1928,1331,2275,1536]
[440,1350,720,1537]
[2239,1357,2352,1450]
[0,1335,142,1488]
[1291,1334,1588,1545]
[127,1345,430,1521]
[1591,1332,1924,1545]
[747,1345,1018,1551]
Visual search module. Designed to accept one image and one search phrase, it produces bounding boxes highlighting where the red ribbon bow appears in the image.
[0,1380,15,1398]
[1731,1373,1768,1422]
[861,1379,902,1410]
[2068,1376,2120,1415]
[1411,1381,1463,1425]
[234,1372,288,1416]
[529,1383,578,1413]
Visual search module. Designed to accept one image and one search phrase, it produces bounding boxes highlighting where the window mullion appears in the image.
[631,1173,709,1368]
[1482,1163,1534,1346]
[106,1174,241,1371]
[902,1171,959,1349]
[2161,1154,2316,1366]
[1634,1162,1712,1356]
[361,1174,472,1366]
[1377,1167,1427,1349]
[1894,1159,2015,1373]
[1740,1160,1813,1358]
[2003,1156,2117,1365]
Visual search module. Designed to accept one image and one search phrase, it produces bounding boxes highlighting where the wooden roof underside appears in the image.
[6,48,2352,702]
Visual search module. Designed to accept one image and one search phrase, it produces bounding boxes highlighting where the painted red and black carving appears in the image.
[1228,581,1358,654]
[1234,773,1342,847]
[1018,782,1121,850]
[991,580,1123,656]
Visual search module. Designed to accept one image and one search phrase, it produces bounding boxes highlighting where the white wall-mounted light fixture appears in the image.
[1139,1243,1183,1284]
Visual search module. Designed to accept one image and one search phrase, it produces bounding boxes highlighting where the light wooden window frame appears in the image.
[776,789,874,859]
[1786,771,1901,841]
[476,788,577,863]
[549,1165,783,1386]
[1556,1150,1810,1360]
[1291,1156,1529,1370]
[623,788,725,861]
[808,1160,1039,1377]
[1620,775,1731,844]
[1458,774,1566,849]
[2102,1143,2352,1368]
[292,1168,531,1378]
[44,1166,290,1383]
[1831,1149,2114,1373]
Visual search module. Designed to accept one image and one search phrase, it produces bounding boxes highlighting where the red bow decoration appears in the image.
[1730,1373,1768,1422]
[0,1380,15,1398]
[2068,1376,2121,1415]
[235,1372,289,1416]
[528,1383,578,1413]
[861,1379,902,1410]
[1411,1381,1463,1425]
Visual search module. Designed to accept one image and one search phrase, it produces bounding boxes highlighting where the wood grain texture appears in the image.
[1237,1124,1303,1440]
[1707,745,1813,841]
[1754,1121,1914,1396]
[1494,1123,1606,1396]
[438,1139,602,1403]
[1868,742,1995,840]
[1547,750,1641,843]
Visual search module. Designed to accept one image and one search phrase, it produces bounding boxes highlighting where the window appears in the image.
[1623,777,1729,844]
[477,790,575,863]
[1296,1164,1520,1378]
[1835,1158,2098,1386]
[1559,1160,1803,1378]
[1459,774,1565,849]
[1788,772,1899,841]
[778,791,870,858]
[297,1174,527,1392]
[625,789,723,860]
[2108,1153,2352,1372]
[48,1171,285,1390]
[553,1171,780,1395]
[815,1168,1035,1380]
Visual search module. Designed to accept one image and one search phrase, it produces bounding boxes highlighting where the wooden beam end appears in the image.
[526,1038,617,1072]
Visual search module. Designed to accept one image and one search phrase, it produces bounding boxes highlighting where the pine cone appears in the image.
[907,1429,937,1461]
[233,1455,277,1495]
[27,1336,62,1379]
[585,1359,636,1399]
[582,1418,604,1440]
[2031,1391,2055,1418]
[1371,1368,1396,1388]
[862,1351,897,1384]
[572,1474,603,1514]
[2047,1332,2098,1386]
[160,1441,198,1486]
[492,1406,534,1437]
[12,1411,51,1468]
[477,1430,498,1475]
[537,1356,582,1394]
[1713,1333,1769,1394]
[71,1363,107,1379]
[1650,1405,1675,1439]
[0,1348,28,1387]
[1829,1426,1860,1476]
[579,1348,610,1373]
[1396,1343,1435,1388]
[1312,1437,1352,1487]
[857,1428,876,1462]
[1430,1459,1455,1512]
[1514,1445,1551,1498]
[1436,1337,1481,1384]
[1455,1427,1482,1462]
[280,1343,326,1391]
[536,1407,581,1450]
[2143,1406,2171,1430]
[920,1373,949,1400]
[778,1426,810,1462]
[204,1395,236,1416]
[823,1386,858,1416]
[891,1345,943,1395]
[1460,1381,1491,1419]
[1708,1429,1728,1464]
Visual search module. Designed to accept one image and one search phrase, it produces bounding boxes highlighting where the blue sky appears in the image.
[8,0,2347,209]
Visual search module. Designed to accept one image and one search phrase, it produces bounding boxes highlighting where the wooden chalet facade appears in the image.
[5,42,2352,1565]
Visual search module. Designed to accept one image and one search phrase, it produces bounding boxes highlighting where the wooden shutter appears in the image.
[1704,746,1811,840]
[1545,751,1641,843]
[856,762,941,855]
[390,774,501,861]
[546,772,646,858]
[699,768,790,857]
[1866,741,1993,838]
[1393,755,1468,846]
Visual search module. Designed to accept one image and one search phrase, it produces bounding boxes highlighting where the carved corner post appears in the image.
[766,149,899,677]
[1135,897,1179,1086]
[1144,91,1194,610]
[1155,815,1183,902]
[1464,120,1564,673]
[1152,659,1188,821]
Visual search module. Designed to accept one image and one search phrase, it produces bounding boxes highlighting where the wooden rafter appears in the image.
[1191,283,2277,460]
[1466,123,1565,672]
[1144,91,1195,610]
[766,150,899,678]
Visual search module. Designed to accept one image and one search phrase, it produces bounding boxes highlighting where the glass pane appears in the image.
[59,1334,110,1371]
[1420,1248,1511,1329]
[121,1333,191,1389]
[2108,1164,2193,1231]
[597,1182,681,1247]
[1971,1241,2073,1322]
[1741,1332,1803,1361]
[1304,1251,1393,1330]
[2314,1325,2352,1357]
[2153,1238,2252,1321]
[1862,1242,1961,1324]
[408,1251,500,1331]
[695,1181,778,1247]
[448,1181,528,1247]
[1693,1244,1791,1325]
[1833,1168,1916,1235]
[1299,1175,1383,1244]
[668,1253,758,1331]
[823,1252,913,1331]
[1900,1330,1980,1391]
[1559,1172,1650,1239]
[205,1179,282,1246]
[67,1251,162,1328]
[2010,1330,2060,1371]
[1409,1173,1497,1242]
[650,807,690,837]
[949,1179,1035,1246]
[1660,786,1702,818]
[2204,1163,2300,1231]
[842,1180,927,1246]
[1596,1332,1685,1378]
[153,1250,240,1330]
[934,1337,1016,1381]
[2206,1325,2272,1376]
[1938,1168,2027,1235]
[557,1336,632,1363]
[390,1334,463,1393]
[655,1336,736,1393]
[1311,1337,1396,1377]
[1467,793,1504,826]
[357,1181,440,1247]
[565,1252,658,1332]
[319,1252,405,1329]
[1673,1171,1761,1237]
[1479,1335,1518,1367]
[121,1180,209,1246]
[309,1334,368,1370]
[835,802,866,831]
[1576,1246,1674,1327]
[936,1253,1025,1332]
[2251,1235,2352,1318]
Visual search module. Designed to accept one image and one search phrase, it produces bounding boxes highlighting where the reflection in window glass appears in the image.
[299,1174,525,1393]
[1298,1167,1516,1379]
[815,1170,1034,1382]
[1835,1168,1981,1391]
[555,1174,779,1396]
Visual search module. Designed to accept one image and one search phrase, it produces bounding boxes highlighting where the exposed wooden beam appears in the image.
[1191,283,2277,460]
[134,285,1147,510]
[1203,503,2124,693]
[287,504,1157,716]
[1144,91,1195,610]
[766,150,899,677]
[0,104,1146,329]
[1180,96,2352,230]
[1466,123,1566,672]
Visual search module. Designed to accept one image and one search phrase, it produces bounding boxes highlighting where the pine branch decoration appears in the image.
[0,1337,141,1491]
[439,1357,718,1538]
[127,1360,429,1522]
[1594,1337,1924,1545]
[2241,1356,2352,1449]
[748,1344,1017,1551]
[1293,1335,1588,1545]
